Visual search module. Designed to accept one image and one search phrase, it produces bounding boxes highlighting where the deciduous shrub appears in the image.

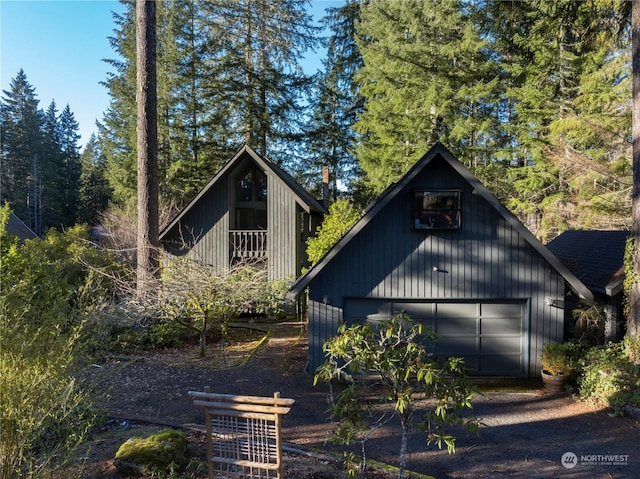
[0,206,120,478]
[577,340,640,416]
[314,312,479,479]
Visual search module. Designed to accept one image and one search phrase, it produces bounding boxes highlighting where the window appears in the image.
[412,190,460,230]
[234,166,267,230]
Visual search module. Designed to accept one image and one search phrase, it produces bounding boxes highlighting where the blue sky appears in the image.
[1,0,339,150]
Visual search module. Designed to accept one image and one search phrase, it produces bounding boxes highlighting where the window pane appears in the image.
[413,190,460,230]
[237,170,253,202]
[255,170,267,201]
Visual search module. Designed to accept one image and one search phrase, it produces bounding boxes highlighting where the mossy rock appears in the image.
[113,429,187,475]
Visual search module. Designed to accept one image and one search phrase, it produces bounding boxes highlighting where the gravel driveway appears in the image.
[89,321,640,479]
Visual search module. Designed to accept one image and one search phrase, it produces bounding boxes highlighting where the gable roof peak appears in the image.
[288,142,593,302]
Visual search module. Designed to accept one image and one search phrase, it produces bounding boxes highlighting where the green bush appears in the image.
[577,341,640,416]
[306,198,361,267]
[0,207,121,477]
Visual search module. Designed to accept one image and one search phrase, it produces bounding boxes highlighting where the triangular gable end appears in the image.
[288,142,593,302]
[160,144,324,239]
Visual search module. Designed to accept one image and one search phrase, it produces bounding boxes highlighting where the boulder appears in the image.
[113,429,188,475]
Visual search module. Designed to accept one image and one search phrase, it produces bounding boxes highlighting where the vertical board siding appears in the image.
[307,155,567,376]
[164,162,315,283]
[268,177,297,281]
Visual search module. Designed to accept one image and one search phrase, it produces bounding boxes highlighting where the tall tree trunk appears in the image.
[631,0,640,337]
[136,0,159,300]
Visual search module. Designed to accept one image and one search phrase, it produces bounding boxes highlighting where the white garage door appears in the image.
[343,299,528,376]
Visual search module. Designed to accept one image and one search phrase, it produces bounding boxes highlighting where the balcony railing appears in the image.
[230,230,267,260]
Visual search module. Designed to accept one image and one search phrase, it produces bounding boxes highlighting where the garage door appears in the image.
[343,299,528,376]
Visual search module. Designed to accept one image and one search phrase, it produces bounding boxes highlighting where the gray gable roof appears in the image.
[6,212,38,243]
[288,142,594,302]
[547,230,628,297]
[160,144,325,239]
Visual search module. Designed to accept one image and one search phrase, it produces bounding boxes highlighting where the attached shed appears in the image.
[289,143,593,377]
[160,144,325,281]
[547,230,628,341]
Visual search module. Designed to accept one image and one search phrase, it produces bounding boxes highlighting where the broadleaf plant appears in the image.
[314,312,480,479]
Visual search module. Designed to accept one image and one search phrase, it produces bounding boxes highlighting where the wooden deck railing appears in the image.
[230,230,267,259]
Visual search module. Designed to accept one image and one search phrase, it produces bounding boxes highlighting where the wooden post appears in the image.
[274,392,283,478]
[203,387,213,479]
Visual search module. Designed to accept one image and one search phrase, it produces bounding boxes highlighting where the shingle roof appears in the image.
[546,230,628,297]
[6,212,38,243]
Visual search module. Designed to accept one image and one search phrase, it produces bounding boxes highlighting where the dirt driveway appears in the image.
[86,320,640,479]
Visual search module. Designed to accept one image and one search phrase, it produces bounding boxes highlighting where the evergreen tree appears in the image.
[58,104,82,226]
[78,134,111,226]
[353,0,499,194]
[135,0,160,299]
[0,70,44,234]
[487,0,631,238]
[164,0,235,202]
[303,0,363,202]
[101,0,319,208]
[41,100,65,229]
[100,0,138,208]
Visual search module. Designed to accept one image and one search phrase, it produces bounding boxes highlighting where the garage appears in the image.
[344,299,529,376]
[289,144,593,377]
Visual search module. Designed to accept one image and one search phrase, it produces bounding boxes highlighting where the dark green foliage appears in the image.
[1,70,85,234]
[353,0,501,194]
[101,0,319,208]
[302,0,363,201]
[78,134,112,225]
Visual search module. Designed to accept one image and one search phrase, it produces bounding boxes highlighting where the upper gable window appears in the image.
[236,166,267,202]
[412,190,460,230]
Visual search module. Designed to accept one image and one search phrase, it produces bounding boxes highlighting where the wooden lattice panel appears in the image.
[189,390,294,479]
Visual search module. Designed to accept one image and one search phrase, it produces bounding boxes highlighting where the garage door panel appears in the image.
[480,336,522,355]
[437,317,477,335]
[481,303,523,317]
[480,355,522,374]
[344,300,390,322]
[394,302,434,318]
[342,299,527,376]
[436,302,478,318]
[480,316,523,335]
[437,336,478,355]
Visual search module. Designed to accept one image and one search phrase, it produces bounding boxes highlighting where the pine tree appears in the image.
[101,0,319,208]
[0,70,45,234]
[353,0,499,194]
[163,0,235,202]
[78,134,111,226]
[303,0,363,202]
[58,104,82,226]
[100,0,138,207]
[41,100,65,229]
[488,0,631,238]
[135,0,160,299]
